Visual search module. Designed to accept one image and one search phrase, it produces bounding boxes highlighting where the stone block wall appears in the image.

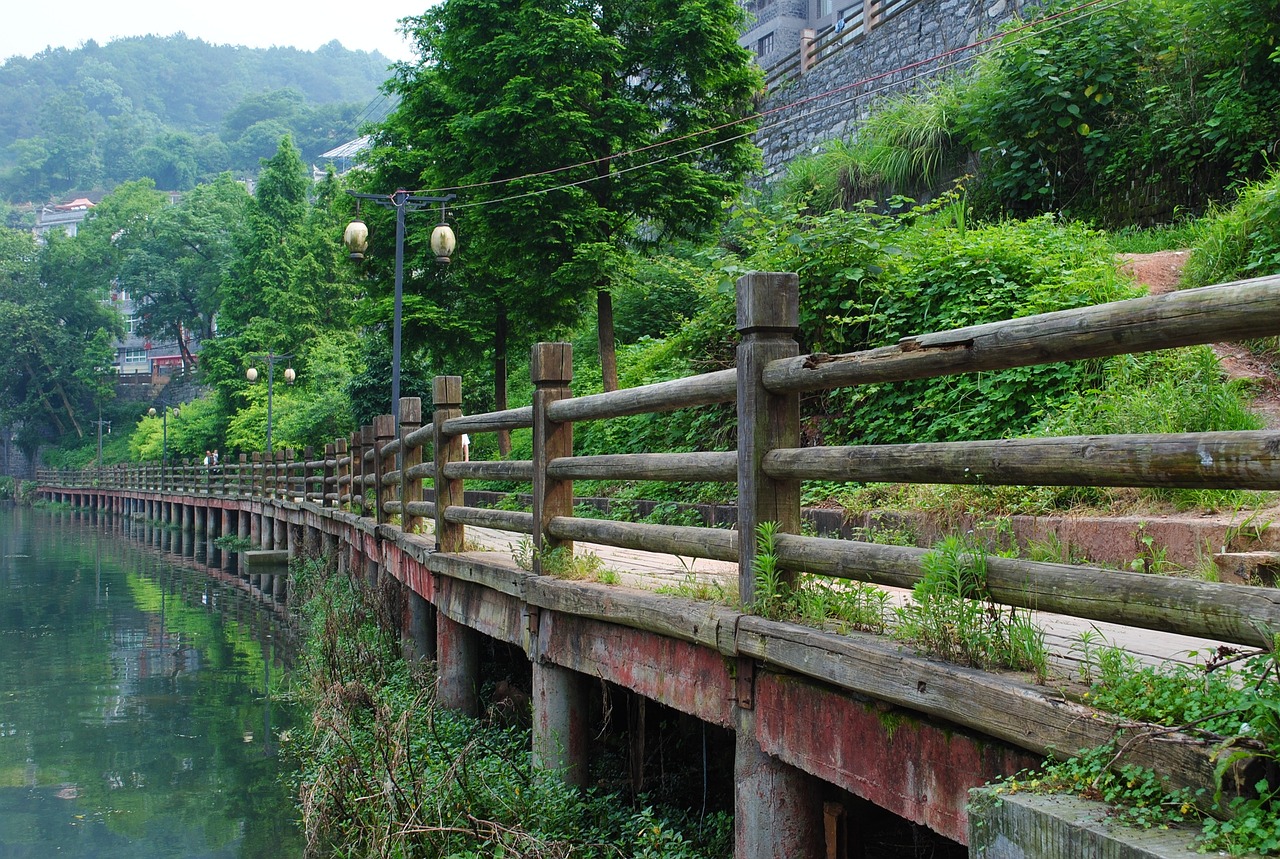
[754,0,1029,182]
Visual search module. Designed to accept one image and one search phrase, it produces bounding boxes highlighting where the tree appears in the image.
[0,228,118,451]
[370,0,761,393]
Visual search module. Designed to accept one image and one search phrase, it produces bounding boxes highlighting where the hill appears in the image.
[0,35,392,203]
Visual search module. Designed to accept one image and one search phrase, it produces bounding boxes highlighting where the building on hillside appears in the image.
[315,135,371,179]
[107,286,200,386]
[33,197,97,241]
[738,0,863,69]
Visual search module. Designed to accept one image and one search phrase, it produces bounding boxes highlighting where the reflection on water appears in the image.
[0,506,302,858]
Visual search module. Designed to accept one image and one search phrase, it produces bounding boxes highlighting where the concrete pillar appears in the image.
[250,508,261,547]
[274,517,288,555]
[184,503,195,533]
[734,706,824,859]
[194,506,206,536]
[404,588,437,664]
[532,660,591,788]
[436,613,480,716]
[222,508,233,538]
[286,521,298,559]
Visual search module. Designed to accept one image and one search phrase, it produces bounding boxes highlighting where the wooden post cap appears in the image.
[433,376,462,407]
[736,272,799,333]
[531,342,573,384]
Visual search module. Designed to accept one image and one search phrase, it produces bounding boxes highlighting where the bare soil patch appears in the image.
[1121,251,1280,429]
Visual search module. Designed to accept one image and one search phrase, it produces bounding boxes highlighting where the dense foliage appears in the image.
[781,0,1280,224]
[289,559,732,858]
[0,35,389,203]
[365,0,761,395]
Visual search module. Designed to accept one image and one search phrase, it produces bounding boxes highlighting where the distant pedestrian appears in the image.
[461,433,471,461]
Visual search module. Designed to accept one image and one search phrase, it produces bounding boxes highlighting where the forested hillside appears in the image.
[0,35,391,204]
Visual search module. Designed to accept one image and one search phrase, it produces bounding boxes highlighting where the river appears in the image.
[0,506,303,858]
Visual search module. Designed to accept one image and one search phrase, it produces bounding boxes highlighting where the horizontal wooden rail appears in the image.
[547,370,736,424]
[546,516,738,563]
[405,500,436,518]
[764,431,1280,489]
[443,460,535,481]
[772,534,1280,649]
[442,408,534,435]
[547,452,736,482]
[405,422,434,448]
[443,506,535,534]
[764,275,1280,394]
[406,462,435,481]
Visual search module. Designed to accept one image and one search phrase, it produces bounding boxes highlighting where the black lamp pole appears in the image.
[345,190,456,427]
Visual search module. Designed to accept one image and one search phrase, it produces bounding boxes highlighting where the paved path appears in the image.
[446,523,1228,683]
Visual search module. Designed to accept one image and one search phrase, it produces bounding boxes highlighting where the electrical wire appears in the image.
[407,0,1127,204]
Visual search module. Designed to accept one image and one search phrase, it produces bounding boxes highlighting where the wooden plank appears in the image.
[547,369,737,424]
[546,516,738,562]
[524,575,736,653]
[548,451,736,482]
[773,534,1280,649]
[764,431,1280,489]
[735,616,1258,807]
[764,274,1280,394]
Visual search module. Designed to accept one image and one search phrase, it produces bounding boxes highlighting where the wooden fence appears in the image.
[44,270,1280,657]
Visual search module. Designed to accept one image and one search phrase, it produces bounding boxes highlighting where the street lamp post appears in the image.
[344,190,456,427]
[93,412,112,468]
[148,406,179,488]
[245,352,295,455]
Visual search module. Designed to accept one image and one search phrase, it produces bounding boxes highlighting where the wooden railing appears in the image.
[763,0,922,90]
[42,271,1280,656]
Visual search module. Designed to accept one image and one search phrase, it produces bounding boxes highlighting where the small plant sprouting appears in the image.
[896,535,1049,681]
[750,521,791,620]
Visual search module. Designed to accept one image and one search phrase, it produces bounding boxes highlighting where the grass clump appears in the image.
[288,559,732,858]
[894,535,1048,681]
[1004,638,1280,855]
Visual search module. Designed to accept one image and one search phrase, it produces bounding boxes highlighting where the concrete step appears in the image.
[1212,551,1280,585]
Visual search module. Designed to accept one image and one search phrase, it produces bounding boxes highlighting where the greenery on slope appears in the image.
[0,35,390,203]
[288,559,732,858]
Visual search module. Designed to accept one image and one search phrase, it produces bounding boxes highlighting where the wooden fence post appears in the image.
[336,438,350,508]
[374,415,394,524]
[323,443,336,507]
[532,342,574,574]
[400,397,424,533]
[736,271,801,609]
[433,377,465,553]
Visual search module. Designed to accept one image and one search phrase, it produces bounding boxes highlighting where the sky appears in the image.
[0,0,433,64]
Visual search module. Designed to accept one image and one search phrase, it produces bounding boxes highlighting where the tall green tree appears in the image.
[0,228,118,450]
[367,0,761,395]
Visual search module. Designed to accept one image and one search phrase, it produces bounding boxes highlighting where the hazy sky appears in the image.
[0,0,433,64]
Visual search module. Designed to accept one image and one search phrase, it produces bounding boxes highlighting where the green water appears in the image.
[0,506,303,858]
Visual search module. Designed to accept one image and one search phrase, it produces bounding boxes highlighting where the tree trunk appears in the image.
[495,306,511,456]
[597,287,618,393]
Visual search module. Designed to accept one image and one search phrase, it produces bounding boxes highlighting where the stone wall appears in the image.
[755,0,1028,182]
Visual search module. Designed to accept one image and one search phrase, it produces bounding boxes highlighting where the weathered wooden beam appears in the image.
[737,271,802,607]
[764,431,1280,489]
[532,343,575,572]
[443,460,535,481]
[773,534,1280,648]
[547,369,737,424]
[546,516,739,563]
[442,408,534,435]
[764,274,1280,394]
[735,616,1257,808]
[433,377,466,553]
[547,451,736,482]
[443,506,535,534]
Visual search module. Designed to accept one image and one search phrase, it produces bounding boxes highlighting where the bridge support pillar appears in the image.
[274,516,287,554]
[436,613,480,716]
[250,509,261,548]
[222,508,233,539]
[405,589,436,665]
[184,503,195,533]
[532,659,591,788]
[194,506,206,536]
[734,706,825,859]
